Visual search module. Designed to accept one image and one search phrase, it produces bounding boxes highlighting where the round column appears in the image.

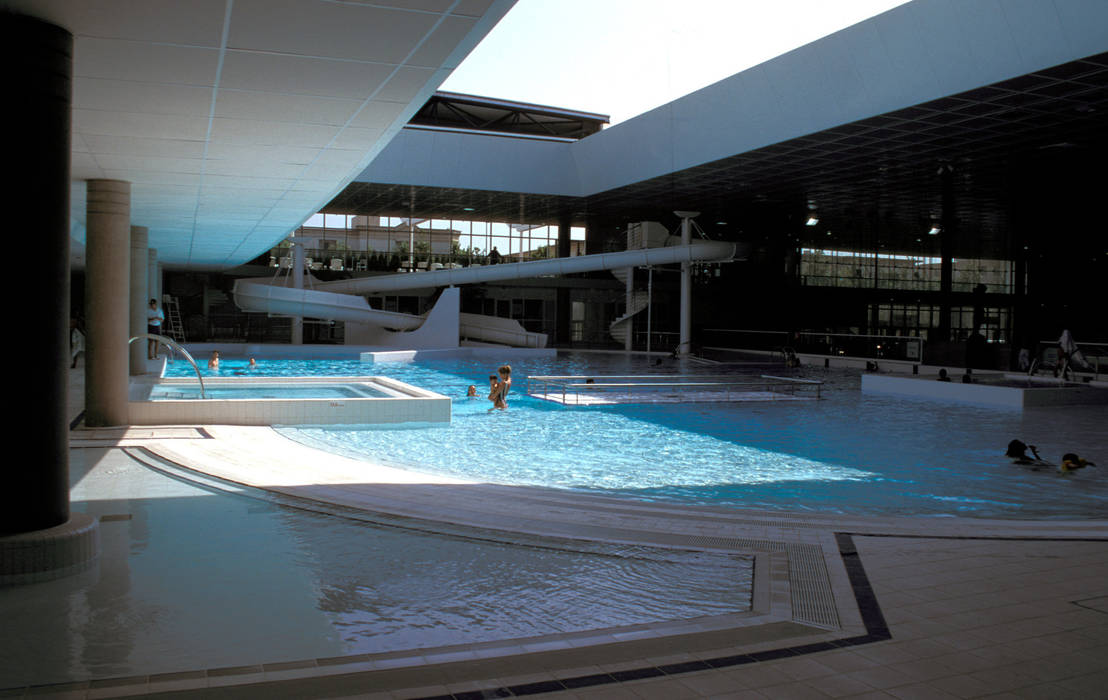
[130,225,149,374]
[0,13,99,584]
[85,180,132,426]
[291,240,305,344]
[148,248,160,306]
[1,13,73,535]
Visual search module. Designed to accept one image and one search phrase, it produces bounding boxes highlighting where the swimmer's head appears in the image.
[467,385,477,396]
[1006,439,1028,458]
[498,364,511,377]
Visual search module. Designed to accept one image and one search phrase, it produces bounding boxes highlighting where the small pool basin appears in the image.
[128,376,450,426]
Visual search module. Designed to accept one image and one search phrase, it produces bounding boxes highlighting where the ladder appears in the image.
[162,294,186,343]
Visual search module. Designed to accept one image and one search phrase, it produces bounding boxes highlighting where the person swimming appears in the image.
[208,350,220,369]
[1059,453,1096,474]
[1005,440,1049,466]
[466,384,477,397]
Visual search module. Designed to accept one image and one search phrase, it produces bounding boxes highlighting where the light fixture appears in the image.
[928,225,941,235]
[806,215,819,226]
[462,207,475,212]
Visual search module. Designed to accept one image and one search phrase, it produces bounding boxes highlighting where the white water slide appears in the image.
[232,241,739,346]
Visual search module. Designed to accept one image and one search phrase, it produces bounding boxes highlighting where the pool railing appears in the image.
[526,374,823,405]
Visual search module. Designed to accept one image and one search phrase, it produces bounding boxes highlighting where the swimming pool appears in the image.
[167,354,1108,519]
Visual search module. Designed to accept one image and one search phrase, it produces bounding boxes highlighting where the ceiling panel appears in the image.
[73,77,214,116]
[74,38,220,85]
[213,89,364,126]
[227,0,438,63]
[218,50,394,98]
[409,14,478,69]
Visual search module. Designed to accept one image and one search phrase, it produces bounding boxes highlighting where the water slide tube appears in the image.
[232,241,741,343]
[311,240,739,295]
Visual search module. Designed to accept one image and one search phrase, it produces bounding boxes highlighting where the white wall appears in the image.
[357,0,1108,198]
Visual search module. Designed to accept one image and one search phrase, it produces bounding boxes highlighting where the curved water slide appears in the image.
[232,241,740,346]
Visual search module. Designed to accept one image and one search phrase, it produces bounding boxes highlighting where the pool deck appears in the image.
[39,367,1108,699]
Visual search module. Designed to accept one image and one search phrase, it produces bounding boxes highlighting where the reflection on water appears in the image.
[0,448,751,688]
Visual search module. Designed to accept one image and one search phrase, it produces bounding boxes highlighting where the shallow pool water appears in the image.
[167,354,1108,519]
[0,448,751,687]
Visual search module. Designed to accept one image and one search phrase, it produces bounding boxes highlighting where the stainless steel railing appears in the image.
[129,334,206,399]
[526,374,823,405]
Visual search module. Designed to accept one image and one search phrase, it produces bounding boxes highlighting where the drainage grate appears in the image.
[673,535,840,629]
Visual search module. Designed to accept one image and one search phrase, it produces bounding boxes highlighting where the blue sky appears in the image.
[443,0,912,125]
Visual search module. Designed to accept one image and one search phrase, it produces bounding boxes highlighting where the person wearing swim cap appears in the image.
[1060,453,1096,474]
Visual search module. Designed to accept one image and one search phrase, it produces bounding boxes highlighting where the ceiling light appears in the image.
[806,215,819,226]
[462,207,475,212]
[928,225,941,235]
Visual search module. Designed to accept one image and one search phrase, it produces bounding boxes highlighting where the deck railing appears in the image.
[526,374,823,406]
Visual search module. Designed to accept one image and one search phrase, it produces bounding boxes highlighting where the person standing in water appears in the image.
[490,364,512,409]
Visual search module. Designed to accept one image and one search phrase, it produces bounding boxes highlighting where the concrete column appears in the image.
[85,180,132,426]
[129,226,148,374]
[676,211,699,356]
[148,248,160,305]
[291,240,304,344]
[2,13,73,535]
[555,213,572,345]
[1,13,99,585]
[937,163,955,342]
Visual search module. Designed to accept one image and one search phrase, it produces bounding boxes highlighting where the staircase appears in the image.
[608,220,667,346]
[609,290,650,346]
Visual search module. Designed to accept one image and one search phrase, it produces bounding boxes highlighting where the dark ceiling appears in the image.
[323,52,1108,259]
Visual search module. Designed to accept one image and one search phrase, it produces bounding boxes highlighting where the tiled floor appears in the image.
[20,367,1106,699]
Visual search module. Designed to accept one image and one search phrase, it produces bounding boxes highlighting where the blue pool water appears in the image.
[167,354,1108,519]
[149,383,390,400]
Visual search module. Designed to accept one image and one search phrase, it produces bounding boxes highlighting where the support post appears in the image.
[938,163,955,342]
[1,13,99,582]
[85,180,132,426]
[556,212,572,345]
[675,211,700,356]
[129,226,148,374]
[291,240,304,344]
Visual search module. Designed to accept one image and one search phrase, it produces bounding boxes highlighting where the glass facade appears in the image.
[800,248,1016,294]
[273,215,586,271]
[868,303,1011,343]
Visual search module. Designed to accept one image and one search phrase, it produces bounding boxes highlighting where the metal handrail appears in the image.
[527,374,823,404]
[129,334,206,399]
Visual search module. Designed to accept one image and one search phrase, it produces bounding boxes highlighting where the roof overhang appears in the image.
[2,0,516,269]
